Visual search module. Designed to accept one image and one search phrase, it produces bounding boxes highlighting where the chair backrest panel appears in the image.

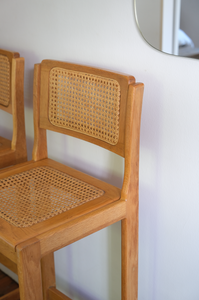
[40,60,135,157]
[49,67,121,146]
[0,49,19,112]
[0,54,10,107]
[0,49,27,168]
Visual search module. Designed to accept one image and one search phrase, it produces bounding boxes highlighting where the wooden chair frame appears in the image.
[0,60,144,300]
[0,49,27,169]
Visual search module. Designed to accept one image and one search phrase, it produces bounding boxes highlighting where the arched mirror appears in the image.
[135,0,199,59]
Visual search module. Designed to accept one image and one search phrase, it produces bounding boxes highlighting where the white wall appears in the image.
[1,0,199,299]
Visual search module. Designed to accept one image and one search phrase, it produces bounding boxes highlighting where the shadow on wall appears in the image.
[55,221,121,300]
[138,70,163,299]
[47,131,124,189]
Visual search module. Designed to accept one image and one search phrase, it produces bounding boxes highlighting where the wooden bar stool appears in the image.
[0,49,27,169]
[0,60,144,300]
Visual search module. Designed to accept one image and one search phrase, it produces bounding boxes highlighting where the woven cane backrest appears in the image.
[49,68,121,146]
[0,49,20,111]
[40,60,135,157]
[0,54,10,107]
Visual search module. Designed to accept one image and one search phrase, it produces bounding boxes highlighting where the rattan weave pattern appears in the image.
[0,166,104,228]
[0,55,10,107]
[49,68,121,145]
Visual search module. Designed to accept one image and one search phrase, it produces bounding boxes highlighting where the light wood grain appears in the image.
[0,239,16,264]
[11,57,27,163]
[16,238,43,300]
[0,253,17,274]
[38,200,126,256]
[121,83,144,300]
[0,137,11,152]
[32,63,47,161]
[41,252,56,300]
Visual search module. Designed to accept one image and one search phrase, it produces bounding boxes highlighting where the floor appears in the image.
[0,269,19,300]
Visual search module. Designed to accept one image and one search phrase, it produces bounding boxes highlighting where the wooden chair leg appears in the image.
[121,212,139,300]
[16,238,43,300]
[41,252,56,300]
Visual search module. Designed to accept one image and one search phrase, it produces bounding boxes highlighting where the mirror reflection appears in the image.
[135,0,199,59]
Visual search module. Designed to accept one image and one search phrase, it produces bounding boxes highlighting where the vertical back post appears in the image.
[11,57,27,163]
[121,82,144,300]
[32,64,48,161]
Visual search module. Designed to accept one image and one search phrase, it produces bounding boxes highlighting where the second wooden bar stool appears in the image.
[0,48,27,169]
